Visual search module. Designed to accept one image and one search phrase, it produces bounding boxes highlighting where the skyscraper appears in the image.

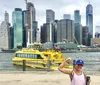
[52,20,58,43]
[0,11,11,49]
[95,26,100,38]
[57,19,74,42]
[32,21,38,42]
[74,10,82,44]
[82,26,88,46]
[86,4,93,45]
[26,2,36,45]
[45,9,55,43]
[12,8,23,49]
[74,10,81,24]
[63,14,71,19]
[86,4,93,34]
[0,21,10,49]
[40,23,48,43]
[46,9,55,23]
[22,10,26,47]
[5,11,9,23]
[74,23,82,44]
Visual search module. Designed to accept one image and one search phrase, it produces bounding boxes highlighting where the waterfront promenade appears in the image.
[0,71,100,85]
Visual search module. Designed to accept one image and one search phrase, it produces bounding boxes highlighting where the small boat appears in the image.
[12,43,73,70]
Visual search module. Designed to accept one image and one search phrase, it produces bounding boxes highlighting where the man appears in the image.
[58,57,87,85]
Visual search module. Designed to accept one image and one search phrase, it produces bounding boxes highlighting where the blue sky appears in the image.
[0,0,100,33]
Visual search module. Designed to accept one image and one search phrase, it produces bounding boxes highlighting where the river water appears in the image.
[0,52,100,73]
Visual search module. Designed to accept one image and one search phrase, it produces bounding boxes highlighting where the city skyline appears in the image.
[0,0,99,31]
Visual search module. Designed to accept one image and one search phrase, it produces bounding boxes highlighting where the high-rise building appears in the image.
[32,21,38,42]
[82,26,88,46]
[86,4,93,45]
[5,11,9,23]
[12,8,23,49]
[36,28,40,43]
[52,20,58,43]
[40,20,58,43]
[9,27,14,49]
[27,2,36,21]
[74,10,81,24]
[74,23,82,44]
[26,2,36,45]
[46,9,55,23]
[0,21,11,49]
[74,10,82,45]
[40,23,48,43]
[95,26,100,33]
[0,11,11,49]
[63,14,71,19]
[86,4,93,34]
[22,10,26,47]
[95,26,100,38]
[57,19,74,42]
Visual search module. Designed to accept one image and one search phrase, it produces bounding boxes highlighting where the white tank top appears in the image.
[71,71,86,85]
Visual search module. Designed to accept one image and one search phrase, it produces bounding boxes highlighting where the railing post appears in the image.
[47,55,51,72]
[23,60,26,71]
[86,76,90,85]
[73,60,76,69]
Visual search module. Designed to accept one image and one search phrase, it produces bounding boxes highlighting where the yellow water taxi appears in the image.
[12,43,73,70]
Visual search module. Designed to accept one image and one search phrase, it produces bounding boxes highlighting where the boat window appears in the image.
[16,54,18,57]
[24,54,26,58]
[29,54,31,58]
[34,55,37,58]
[19,54,21,57]
[21,54,24,58]
[21,54,23,57]
[16,54,19,57]
[30,54,33,58]
[22,54,24,58]
[17,54,19,57]
[31,54,33,58]
[37,54,43,59]
[18,54,20,57]
[20,54,22,57]
[27,54,30,58]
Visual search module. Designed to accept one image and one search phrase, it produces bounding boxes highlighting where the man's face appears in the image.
[75,64,83,71]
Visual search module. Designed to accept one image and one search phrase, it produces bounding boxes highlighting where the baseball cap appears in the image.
[76,60,84,66]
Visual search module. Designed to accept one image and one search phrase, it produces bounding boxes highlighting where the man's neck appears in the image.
[74,69,82,74]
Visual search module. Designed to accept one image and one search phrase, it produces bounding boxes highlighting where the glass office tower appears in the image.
[12,8,23,49]
[86,4,93,46]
